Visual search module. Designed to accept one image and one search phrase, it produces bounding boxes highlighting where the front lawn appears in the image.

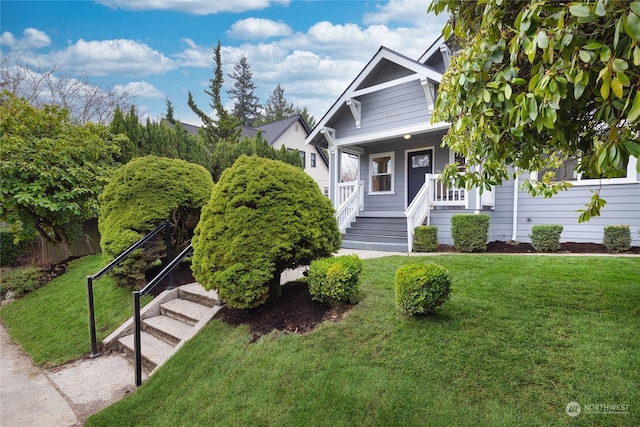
[87,255,640,426]
[0,255,145,367]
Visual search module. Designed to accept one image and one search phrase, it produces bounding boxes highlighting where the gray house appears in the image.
[305,36,640,252]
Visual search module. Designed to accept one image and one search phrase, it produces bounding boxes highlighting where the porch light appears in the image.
[403,134,412,140]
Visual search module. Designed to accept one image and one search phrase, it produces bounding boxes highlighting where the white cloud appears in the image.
[227,18,292,40]
[173,38,213,67]
[363,0,438,26]
[96,0,290,15]
[0,28,51,50]
[114,81,165,99]
[36,39,176,76]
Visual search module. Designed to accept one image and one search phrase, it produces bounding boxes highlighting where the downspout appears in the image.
[512,172,519,241]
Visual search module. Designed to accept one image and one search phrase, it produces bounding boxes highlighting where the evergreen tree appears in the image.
[187,41,240,145]
[227,55,261,127]
[255,84,316,128]
[165,98,176,125]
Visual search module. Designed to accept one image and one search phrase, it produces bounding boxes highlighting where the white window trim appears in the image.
[368,151,395,195]
[530,156,638,186]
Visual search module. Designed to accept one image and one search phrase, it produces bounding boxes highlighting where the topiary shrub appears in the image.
[603,225,631,253]
[308,255,363,306]
[530,224,563,252]
[98,155,214,288]
[395,262,451,315]
[413,225,438,252]
[191,155,341,309]
[450,214,490,252]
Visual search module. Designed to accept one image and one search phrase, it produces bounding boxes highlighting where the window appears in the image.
[369,152,394,193]
[299,150,306,167]
[311,152,316,168]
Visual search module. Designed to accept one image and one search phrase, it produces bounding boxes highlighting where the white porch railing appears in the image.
[430,174,467,207]
[405,174,433,253]
[335,181,363,233]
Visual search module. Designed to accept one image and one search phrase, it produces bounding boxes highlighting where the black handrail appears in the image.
[133,243,193,386]
[86,222,171,358]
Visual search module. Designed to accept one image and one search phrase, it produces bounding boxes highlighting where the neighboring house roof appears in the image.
[305,44,445,148]
[179,122,201,135]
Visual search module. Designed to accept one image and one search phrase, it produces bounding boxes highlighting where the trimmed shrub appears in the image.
[603,225,631,253]
[413,225,438,252]
[0,230,33,266]
[0,266,44,298]
[308,255,363,306]
[530,224,563,252]
[395,262,451,315]
[450,214,490,252]
[98,155,214,288]
[192,155,341,309]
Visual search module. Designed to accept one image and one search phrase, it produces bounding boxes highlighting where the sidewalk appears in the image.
[0,322,138,426]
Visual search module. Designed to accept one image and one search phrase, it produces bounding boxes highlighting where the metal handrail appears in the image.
[86,222,171,358]
[133,243,193,386]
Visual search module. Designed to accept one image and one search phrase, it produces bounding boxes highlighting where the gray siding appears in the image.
[357,58,414,89]
[358,131,448,212]
[492,178,640,245]
[331,80,431,139]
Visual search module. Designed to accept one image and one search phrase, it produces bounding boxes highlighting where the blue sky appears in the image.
[1,0,447,126]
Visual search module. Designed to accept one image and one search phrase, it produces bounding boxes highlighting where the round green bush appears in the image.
[308,255,363,306]
[395,263,451,315]
[98,155,214,288]
[603,225,631,253]
[191,155,341,309]
[413,225,438,252]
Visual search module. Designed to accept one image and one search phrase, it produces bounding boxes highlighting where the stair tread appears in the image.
[161,298,211,323]
[119,332,174,367]
[144,315,193,341]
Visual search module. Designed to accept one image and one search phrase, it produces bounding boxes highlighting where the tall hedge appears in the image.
[98,155,214,288]
[191,155,341,309]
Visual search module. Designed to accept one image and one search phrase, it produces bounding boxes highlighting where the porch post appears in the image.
[328,146,338,208]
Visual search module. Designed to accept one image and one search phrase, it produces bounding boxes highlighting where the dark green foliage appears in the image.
[395,263,451,315]
[0,231,33,266]
[228,55,261,127]
[413,225,439,252]
[109,106,211,170]
[530,224,563,253]
[191,155,341,309]
[210,134,303,181]
[98,156,214,288]
[308,255,363,306]
[450,214,490,252]
[603,225,631,253]
[0,266,44,298]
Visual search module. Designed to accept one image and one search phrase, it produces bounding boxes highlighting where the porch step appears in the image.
[161,298,211,326]
[342,216,408,253]
[118,331,175,371]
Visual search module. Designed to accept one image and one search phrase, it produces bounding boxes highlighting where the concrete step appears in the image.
[178,282,218,308]
[143,315,193,346]
[345,227,407,237]
[161,298,211,326]
[342,239,407,252]
[118,331,174,371]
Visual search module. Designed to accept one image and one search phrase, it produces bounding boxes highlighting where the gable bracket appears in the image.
[421,77,435,111]
[320,127,336,148]
[346,98,362,129]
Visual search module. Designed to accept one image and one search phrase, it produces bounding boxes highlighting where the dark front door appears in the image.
[407,149,433,205]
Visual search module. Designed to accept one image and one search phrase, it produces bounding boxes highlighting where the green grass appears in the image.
[86,255,640,426]
[0,255,148,367]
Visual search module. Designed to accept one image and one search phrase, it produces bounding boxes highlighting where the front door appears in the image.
[407,149,433,205]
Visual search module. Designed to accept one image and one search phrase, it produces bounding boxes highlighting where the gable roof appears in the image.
[305,45,444,147]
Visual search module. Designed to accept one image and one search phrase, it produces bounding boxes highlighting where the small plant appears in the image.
[530,224,563,252]
[450,214,490,252]
[413,225,438,252]
[603,225,631,253]
[0,266,45,298]
[308,255,363,306]
[395,262,451,315]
